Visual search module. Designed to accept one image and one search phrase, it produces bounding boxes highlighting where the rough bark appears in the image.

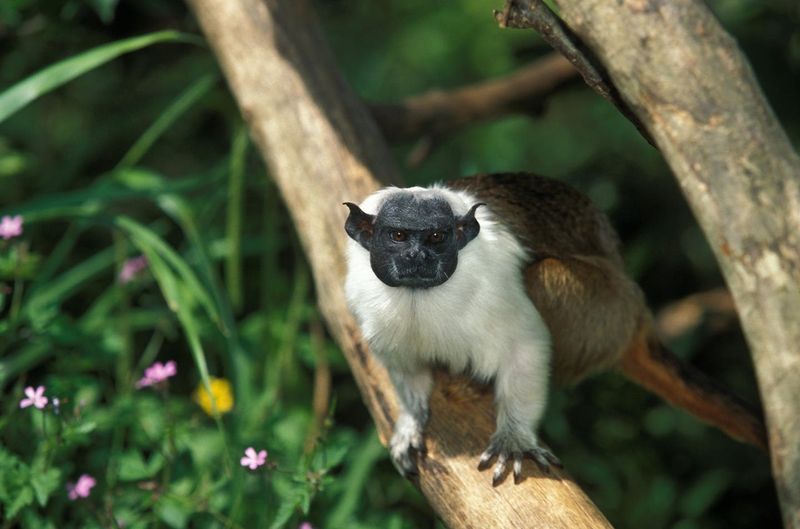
[186,0,612,527]
[494,0,655,146]
[549,2,800,527]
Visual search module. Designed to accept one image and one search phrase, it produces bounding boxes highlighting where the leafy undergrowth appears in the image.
[0,1,791,528]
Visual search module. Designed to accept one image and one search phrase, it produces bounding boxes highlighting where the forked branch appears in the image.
[495,0,655,145]
[186,0,613,527]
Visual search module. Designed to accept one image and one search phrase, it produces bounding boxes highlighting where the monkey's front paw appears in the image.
[477,431,561,486]
[389,420,426,478]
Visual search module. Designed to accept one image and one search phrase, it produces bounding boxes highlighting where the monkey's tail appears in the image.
[619,326,768,450]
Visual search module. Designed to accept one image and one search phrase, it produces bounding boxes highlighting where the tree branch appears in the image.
[550,2,800,527]
[370,52,577,143]
[655,288,737,341]
[186,0,612,527]
[494,0,655,146]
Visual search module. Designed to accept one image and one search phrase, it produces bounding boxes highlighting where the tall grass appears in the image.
[0,27,426,529]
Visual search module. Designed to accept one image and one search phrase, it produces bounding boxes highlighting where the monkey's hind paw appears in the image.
[389,424,426,478]
[477,433,561,486]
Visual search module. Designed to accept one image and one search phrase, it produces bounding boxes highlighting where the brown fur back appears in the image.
[448,173,644,383]
[448,173,767,449]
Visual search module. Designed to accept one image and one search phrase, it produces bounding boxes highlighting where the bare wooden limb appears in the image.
[370,52,578,143]
[494,0,655,146]
[186,0,612,527]
[550,1,800,527]
[655,288,737,340]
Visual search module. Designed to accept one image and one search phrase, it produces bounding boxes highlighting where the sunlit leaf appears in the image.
[0,30,199,123]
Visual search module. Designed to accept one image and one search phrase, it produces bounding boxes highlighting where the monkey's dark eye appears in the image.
[428,231,446,243]
[390,231,408,242]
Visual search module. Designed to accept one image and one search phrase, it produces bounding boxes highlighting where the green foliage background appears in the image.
[0,0,797,527]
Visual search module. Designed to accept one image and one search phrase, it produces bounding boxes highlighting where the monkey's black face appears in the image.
[371,196,459,288]
[344,192,483,289]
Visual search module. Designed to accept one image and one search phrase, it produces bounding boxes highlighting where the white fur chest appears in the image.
[344,185,551,381]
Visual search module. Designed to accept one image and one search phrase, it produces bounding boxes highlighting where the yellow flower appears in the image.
[193,377,234,417]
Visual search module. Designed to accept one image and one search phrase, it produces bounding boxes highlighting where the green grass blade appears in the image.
[327,430,385,528]
[117,219,208,386]
[0,30,200,124]
[225,124,248,312]
[122,221,233,475]
[0,340,51,389]
[7,167,221,222]
[116,74,217,169]
[30,222,82,288]
[23,248,116,320]
[113,216,220,327]
[155,194,254,410]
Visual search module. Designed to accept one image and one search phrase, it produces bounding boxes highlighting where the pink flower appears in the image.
[298,523,314,529]
[67,474,96,500]
[118,255,148,284]
[135,360,177,389]
[240,447,268,469]
[0,215,23,240]
[19,385,48,409]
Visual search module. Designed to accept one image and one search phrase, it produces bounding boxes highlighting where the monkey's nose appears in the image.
[402,248,428,261]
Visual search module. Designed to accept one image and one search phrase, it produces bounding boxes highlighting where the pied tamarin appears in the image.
[343,172,766,485]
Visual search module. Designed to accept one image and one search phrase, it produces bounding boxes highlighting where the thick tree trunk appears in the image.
[551,1,800,527]
[186,0,612,527]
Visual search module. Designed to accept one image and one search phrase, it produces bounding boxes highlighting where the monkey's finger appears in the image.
[390,448,419,478]
[544,450,563,468]
[512,453,523,484]
[524,450,553,474]
[477,448,496,471]
[492,453,509,487]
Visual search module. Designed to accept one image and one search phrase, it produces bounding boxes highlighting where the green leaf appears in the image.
[30,467,61,506]
[0,30,199,124]
[0,447,26,502]
[20,509,57,529]
[313,442,349,472]
[0,247,42,280]
[7,485,34,519]
[87,0,120,23]
[679,469,733,517]
[118,450,165,481]
[156,495,191,529]
[184,429,224,469]
[268,495,298,529]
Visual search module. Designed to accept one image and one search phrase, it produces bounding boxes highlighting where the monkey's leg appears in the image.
[387,367,434,477]
[527,255,767,449]
[478,346,561,486]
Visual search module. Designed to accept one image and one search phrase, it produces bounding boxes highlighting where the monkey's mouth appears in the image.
[393,266,449,288]
[393,275,447,288]
[372,260,453,289]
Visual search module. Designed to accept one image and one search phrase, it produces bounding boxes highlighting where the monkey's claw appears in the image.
[389,424,426,478]
[478,433,561,486]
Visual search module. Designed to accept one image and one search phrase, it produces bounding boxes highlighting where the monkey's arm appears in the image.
[386,367,434,476]
[478,343,561,485]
